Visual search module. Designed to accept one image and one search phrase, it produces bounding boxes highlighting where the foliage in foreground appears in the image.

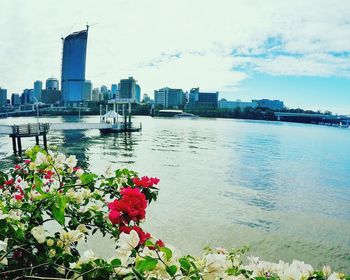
[0,146,348,280]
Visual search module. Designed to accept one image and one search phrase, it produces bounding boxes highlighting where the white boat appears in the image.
[174,112,199,119]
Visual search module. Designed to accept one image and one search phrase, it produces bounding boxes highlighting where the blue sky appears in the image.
[0,0,349,114]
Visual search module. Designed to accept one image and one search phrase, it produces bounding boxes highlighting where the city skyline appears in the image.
[0,0,350,113]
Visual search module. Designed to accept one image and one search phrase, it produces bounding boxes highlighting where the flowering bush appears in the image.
[0,146,348,279]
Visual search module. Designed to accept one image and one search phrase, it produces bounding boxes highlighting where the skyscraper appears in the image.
[61,27,88,106]
[83,80,92,101]
[0,88,7,108]
[34,80,42,102]
[135,84,141,104]
[119,77,136,100]
[46,78,59,90]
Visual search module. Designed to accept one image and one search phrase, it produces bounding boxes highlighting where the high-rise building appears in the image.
[46,78,59,90]
[111,84,118,99]
[21,89,34,104]
[34,80,43,101]
[119,77,136,100]
[135,84,141,104]
[61,27,88,106]
[91,88,100,102]
[100,85,109,101]
[41,89,61,104]
[83,80,92,101]
[11,93,21,107]
[0,88,7,108]
[154,87,185,108]
[189,87,218,109]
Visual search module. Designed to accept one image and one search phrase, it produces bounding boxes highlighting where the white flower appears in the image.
[0,238,8,252]
[77,224,88,233]
[323,265,332,277]
[118,230,140,252]
[35,152,47,165]
[31,226,47,244]
[204,253,228,280]
[8,209,22,220]
[59,229,85,254]
[66,155,77,168]
[72,249,97,269]
[0,210,9,220]
[75,168,84,177]
[328,272,342,280]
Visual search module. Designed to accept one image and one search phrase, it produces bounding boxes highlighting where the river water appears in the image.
[0,115,349,272]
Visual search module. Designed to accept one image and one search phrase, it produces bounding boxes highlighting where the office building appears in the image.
[91,88,100,102]
[61,28,88,106]
[11,93,21,107]
[46,78,59,90]
[252,99,284,111]
[34,80,43,102]
[0,88,7,108]
[219,99,258,110]
[135,84,141,104]
[83,80,92,101]
[41,89,61,104]
[119,77,137,101]
[154,87,185,108]
[21,89,34,104]
[189,87,218,109]
[111,84,118,99]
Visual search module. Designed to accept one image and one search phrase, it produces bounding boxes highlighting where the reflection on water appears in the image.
[0,116,350,272]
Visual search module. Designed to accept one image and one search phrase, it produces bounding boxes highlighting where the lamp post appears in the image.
[32,97,39,127]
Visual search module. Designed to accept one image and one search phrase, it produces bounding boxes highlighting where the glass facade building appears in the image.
[61,29,88,106]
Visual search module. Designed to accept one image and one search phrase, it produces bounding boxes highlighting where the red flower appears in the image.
[24,159,31,164]
[44,170,54,179]
[132,176,160,188]
[120,225,151,244]
[4,179,14,185]
[156,239,165,247]
[14,164,21,170]
[14,193,24,201]
[108,187,147,224]
[109,210,121,225]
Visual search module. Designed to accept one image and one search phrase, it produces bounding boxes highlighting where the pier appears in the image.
[8,123,50,156]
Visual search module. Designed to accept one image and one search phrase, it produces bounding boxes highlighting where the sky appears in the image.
[0,0,349,114]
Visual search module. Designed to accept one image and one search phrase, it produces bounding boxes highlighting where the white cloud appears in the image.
[0,0,349,96]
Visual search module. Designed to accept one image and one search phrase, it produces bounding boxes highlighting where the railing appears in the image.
[11,123,50,136]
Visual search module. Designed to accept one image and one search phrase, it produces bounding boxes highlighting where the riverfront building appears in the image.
[11,94,21,107]
[219,99,258,110]
[46,78,59,90]
[83,80,93,101]
[111,84,118,99]
[253,99,284,111]
[119,77,137,101]
[34,81,43,102]
[154,87,185,108]
[135,84,141,104]
[61,28,88,106]
[0,88,7,108]
[41,89,61,105]
[189,87,218,109]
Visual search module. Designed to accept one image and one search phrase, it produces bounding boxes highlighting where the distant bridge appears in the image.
[274,112,350,122]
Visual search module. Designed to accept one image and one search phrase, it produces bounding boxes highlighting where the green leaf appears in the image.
[52,195,66,225]
[144,240,154,247]
[110,258,121,267]
[166,265,177,277]
[179,257,191,271]
[136,256,158,273]
[160,247,172,261]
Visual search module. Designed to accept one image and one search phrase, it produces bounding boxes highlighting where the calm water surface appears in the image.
[0,116,349,272]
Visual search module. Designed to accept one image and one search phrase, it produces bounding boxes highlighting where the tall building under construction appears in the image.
[61,27,88,106]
